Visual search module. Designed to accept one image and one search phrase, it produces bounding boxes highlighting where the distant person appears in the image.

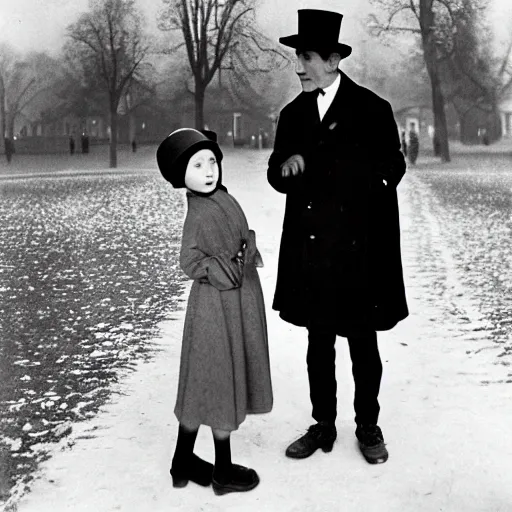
[156,128,273,495]
[267,9,408,465]
[401,130,407,157]
[69,136,75,155]
[81,133,90,154]
[480,128,489,146]
[131,139,137,152]
[4,137,14,164]
[408,124,419,165]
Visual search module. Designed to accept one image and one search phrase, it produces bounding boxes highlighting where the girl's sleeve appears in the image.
[180,217,243,290]
[246,229,264,267]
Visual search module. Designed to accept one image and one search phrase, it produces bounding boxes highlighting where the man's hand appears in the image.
[280,154,305,177]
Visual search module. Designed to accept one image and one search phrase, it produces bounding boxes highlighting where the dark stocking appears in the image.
[212,435,232,484]
[170,424,213,487]
[172,424,199,465]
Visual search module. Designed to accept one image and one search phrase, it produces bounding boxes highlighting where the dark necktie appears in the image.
[309,88,324,124]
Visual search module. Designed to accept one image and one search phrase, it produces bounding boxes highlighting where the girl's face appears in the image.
[184,148,219,193]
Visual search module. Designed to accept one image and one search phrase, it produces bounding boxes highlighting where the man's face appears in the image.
[295,50,335,92]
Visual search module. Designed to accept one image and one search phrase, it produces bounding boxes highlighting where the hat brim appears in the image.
[178,140,223,171]
[157,138,223,188]
[279,35,352,60]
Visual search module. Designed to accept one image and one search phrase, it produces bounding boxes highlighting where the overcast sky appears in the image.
[0,0,510,56]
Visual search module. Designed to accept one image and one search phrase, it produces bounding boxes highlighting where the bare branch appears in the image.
[158,0,293,128]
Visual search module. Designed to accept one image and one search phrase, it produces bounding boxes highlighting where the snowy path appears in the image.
[10,152,512,512]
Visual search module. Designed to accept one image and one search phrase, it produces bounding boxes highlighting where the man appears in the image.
[267,9,408,464]
[408,123,419,165]
[4,137,14,164]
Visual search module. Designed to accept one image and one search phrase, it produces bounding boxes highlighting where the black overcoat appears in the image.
[267,71,409,336]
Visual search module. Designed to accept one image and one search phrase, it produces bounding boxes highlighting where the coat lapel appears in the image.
[296,72,359,149]
[320,71,358,136]
[299,91,322,147]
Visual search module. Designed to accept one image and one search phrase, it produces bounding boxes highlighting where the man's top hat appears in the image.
[279,9,352,60]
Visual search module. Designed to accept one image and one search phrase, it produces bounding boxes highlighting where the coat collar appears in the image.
[319,71,357,129]
[296,71,360,144]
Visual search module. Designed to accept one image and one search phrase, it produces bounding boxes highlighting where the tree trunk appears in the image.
[458,109,473,144]
[6,111,15,140]
[0,77,5,142]
[0,83,4,154]
[426,57,450,161]
[129,112,136,144]
[420,0,450,162]
[110,103,118,169]
[194,80,205,130]
[489,105,502,143]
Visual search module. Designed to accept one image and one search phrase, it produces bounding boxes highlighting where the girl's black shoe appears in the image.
[212,464,260,495]
[170,453,214,488]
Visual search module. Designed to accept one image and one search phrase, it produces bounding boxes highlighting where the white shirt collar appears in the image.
[322,72,341,96]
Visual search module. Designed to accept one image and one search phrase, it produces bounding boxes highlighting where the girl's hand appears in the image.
[235,239,247,265]
[245,231,264,267]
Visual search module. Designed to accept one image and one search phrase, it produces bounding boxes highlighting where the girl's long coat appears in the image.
[267,71,409,336]
[175,189,273,431]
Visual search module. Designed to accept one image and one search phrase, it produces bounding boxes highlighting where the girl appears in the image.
[156,128,273,496]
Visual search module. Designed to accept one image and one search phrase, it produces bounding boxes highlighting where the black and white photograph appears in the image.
[1,0,512,510]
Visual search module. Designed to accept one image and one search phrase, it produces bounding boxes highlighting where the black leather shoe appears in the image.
[212,464,260,495]
[356,424,388,464]
[285,421,337,459]
[170,453,213,488]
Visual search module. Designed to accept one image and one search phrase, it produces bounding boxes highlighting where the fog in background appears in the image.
[0,0,370,55]
[1,0,510,55]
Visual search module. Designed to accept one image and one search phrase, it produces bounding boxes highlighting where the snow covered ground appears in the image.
[6,148,512,512]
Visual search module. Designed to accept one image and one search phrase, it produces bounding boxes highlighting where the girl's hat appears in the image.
[156,128,223,188]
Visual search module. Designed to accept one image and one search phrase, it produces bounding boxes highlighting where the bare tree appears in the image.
[439,6,488,141]
[0,44,15,141]
[494,24,512,117]
[368,0,471,162]
[0,45,59,141]
[157,0,288,129]
[120,76,157,143]
[448,8,512,142]
[66,0,150,168]
[51,62,105,125]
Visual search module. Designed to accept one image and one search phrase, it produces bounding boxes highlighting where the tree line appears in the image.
[368,0,512,162]
[1,0,511,167]
[0,0,289,168]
